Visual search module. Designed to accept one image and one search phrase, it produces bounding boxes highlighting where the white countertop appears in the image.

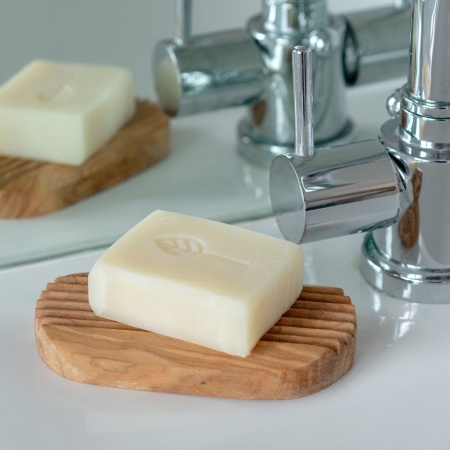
[2,220,450,450]
[2,1,449,448]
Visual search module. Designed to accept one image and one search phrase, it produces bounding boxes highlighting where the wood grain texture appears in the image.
[35,273,356,400]
[0,100,169,218]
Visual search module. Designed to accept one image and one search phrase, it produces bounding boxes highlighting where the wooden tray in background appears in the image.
[35,273,356,400]
[0,100,170,218]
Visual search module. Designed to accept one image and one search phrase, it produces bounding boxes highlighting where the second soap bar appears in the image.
[88,210,303,357]
[0,60,135,165]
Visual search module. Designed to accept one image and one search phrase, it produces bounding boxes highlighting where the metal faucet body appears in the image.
[238,5,353,166]
[270,0,450,303]
[153,0,411,166]
[361,0,450,302]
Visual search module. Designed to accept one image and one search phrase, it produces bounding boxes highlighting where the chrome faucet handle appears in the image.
[271,1,450,303]
[153,2,265,117]
[174,0,192,46]
[270,47,401,244]
[292,46,314,159]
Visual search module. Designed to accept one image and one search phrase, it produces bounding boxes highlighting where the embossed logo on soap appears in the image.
[155,236,204,257]
[37,83,75,103]
[154,235,251,268]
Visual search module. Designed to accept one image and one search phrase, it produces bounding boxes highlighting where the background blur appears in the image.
[0,0,392,99]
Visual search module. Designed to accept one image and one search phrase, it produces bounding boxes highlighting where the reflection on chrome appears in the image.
[154,0,411,166]
[271,0,450,303]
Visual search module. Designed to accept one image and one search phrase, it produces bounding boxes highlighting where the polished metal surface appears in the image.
[238,10,355,166]
[292,46,314,158]
[262,0,328,34]
[408,0,450,103]
[344,5,411,86]
[360,0,450,303]
[154,0,411,166]
[271,45,401,243]
[361,120,450,303]
[174,0,192,45]
[397,0,450,152]
[153,30,265,116]
[270,140,400,243]
[271,0,450,302]
[386,88,402,118]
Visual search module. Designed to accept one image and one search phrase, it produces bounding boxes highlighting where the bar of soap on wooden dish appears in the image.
[0,59,135,165]
[88,210,304,358]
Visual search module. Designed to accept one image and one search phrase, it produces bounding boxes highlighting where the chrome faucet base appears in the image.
[361,234,450,304]
[359,117,450,304]
[238,118,357,167]
[358,1,450,303]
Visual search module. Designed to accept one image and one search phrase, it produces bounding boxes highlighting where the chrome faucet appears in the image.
[270,0,450,304]
[153,0,411,166]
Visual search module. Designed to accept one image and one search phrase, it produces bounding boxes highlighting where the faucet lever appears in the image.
[174,0,192,46]
[292,46,314,159]
[270,49,401,244]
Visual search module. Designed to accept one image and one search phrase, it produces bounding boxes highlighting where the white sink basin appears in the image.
[2,1,449,448]
[1,220,449,449]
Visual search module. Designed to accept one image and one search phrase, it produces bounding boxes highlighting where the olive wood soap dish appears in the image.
[0,100,169,218]
[35,273,356,400]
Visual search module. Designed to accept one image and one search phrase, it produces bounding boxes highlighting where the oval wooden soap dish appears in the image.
[35,273,356,400]
[0,100,169,218]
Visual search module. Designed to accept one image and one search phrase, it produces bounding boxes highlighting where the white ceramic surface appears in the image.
[1,220,449,450]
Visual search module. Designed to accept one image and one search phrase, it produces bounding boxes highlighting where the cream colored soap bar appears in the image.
[0,60,135,165]
[88,210,303,357]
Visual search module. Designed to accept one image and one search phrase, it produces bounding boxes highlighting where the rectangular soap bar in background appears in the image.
[0,60,135,165]
[88,210,304,357]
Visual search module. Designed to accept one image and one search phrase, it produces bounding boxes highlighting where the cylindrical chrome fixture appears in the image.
[292,46,314,158]
[272,0,450,303]
[153,29,265,117]
[270,46,401,244]
[270,141,401,244]
[408,0,450,103]
[344,5,411,85]
[361,0,450,303]
[174,0,192,45]
[238,2,354,166]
